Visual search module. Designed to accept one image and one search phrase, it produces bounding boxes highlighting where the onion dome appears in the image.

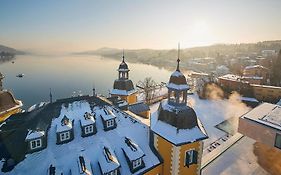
[167,58,189,91]
[113,79,134,91]
[157,101,198,129]
[118,51,129,71]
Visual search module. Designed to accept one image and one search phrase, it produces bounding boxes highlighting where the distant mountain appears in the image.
[0,44,25,55]
[74,40,281,70]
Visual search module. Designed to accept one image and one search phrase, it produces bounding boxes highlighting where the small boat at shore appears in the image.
[16,73,24,78]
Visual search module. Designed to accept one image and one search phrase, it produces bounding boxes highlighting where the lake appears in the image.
[0,55,172,108]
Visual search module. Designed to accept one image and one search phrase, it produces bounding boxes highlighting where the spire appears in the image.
[177,43,180,71]
[49,88,53,103]
[0,73,3,91]
[122,49,125,62]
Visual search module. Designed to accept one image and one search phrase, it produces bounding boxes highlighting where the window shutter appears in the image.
[185,151,190,167]
[193,150,198,164]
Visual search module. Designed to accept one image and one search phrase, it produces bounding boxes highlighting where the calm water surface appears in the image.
[0,55,171,108]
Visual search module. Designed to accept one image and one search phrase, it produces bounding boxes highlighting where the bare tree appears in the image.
[136,77,157,104]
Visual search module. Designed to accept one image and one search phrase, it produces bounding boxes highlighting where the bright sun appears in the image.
[186,20,216,47]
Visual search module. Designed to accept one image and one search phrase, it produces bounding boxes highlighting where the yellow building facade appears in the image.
[150,53,208,175]
[0,73,22,122]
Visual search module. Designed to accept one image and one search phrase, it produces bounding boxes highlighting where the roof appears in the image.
[98,146,120,173]
[167,70,189,91]
[241,103,281,131]
[25,130,45,141]
[128,102,150,114]
[2,96,160,174]
[0,90,22,114]
[218,74,241,81]
[244,65,268,70]
[151,110,208,146]
[118,60,129,71]
[80,112,95,126]
[112,79,135,93]
[250,84,281,90]
[121,137,145,161]
[56,115,73,132]
[0,95,103,163]
[157,100,198,129]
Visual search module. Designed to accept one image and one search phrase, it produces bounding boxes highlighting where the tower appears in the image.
[150,45,208,175]
[110,50,137,104]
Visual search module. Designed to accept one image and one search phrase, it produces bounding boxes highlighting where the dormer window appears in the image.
[106,119,114,128]
[25,130,46,153]
[30,138,42,150]
[84,125,93,134]
[60,131,70,141]
[132,158,142,169]
[122,137,145,173]
[56,115,74,144]
[98,146,120,175]
[101,110,117,131]
[184,150,198,167]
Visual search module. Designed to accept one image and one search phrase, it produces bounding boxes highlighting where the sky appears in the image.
[1,0,281,54]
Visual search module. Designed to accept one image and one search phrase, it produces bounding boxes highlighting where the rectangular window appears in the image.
[84,125,93,134]
[132,158,142,169]
[30,139,42,150]
[275,133,281,149]
[60,131,70,141]
[184,150,198,167]
[106,119,114,128]
[109,169,117,175]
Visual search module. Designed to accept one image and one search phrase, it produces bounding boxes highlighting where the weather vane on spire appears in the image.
[177,43,180,71]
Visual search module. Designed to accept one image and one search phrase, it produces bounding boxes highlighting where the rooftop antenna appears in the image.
[92,82,96,96]
[177,43,180,71]
[49,88,53,103]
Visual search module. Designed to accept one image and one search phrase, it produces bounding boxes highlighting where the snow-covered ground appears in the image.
[7,100,160,175]
[202,137,269,175]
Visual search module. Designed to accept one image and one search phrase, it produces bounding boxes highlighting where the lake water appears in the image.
[0,55,172,108]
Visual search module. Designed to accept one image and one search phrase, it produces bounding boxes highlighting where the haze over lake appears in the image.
[0,55,172,108]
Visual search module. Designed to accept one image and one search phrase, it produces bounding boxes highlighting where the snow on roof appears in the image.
[151,111,208,145]
[25,130,45,141]
[110,89,137,96]
[218,74,241,81]
[167,83,189,90]
[98,146,120,173]
[10,100,160,175]
[277,99,281,106]
[171,70,184,77]
[241,103,281,131]
[100,108,117,121]
[250,84,281,89]
[121,137,145,161]
[118,68,129,72]
[242,76,263,80]
[244,65,268,70]
[73,156,93,175]
[80,112,95,126]
[240,97,259,103]
[56,116,73,133]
